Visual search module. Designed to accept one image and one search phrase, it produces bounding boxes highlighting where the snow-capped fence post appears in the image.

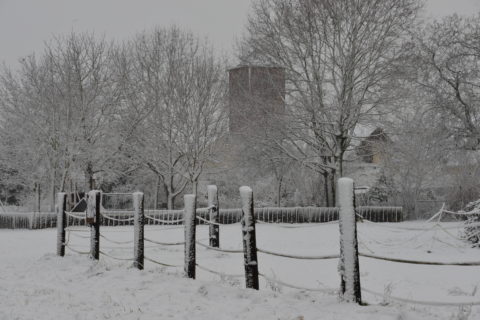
[208,185,220,248]
[240,186,259,290]
[56,192,67,257]
[133,192,144,270]
[184,194,196,279]
[87,190,101,260]
[338,178,362,304]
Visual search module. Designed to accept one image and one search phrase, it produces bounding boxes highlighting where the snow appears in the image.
[239,186,258,289]
[239,187,253,208]
[239,186,255,253]
[1,220,480,319]
[207,185,219,247]
[207,185,218,203]
[239,186,254,231]
[338,177,361,302]
[86,190,98,221]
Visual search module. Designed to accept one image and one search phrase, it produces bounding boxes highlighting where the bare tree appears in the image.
[240,0,421,204]
[380,105,450,219]
[122,27,226,209]
[411,14,480,149]
[0,32,123,209]
[43,32,121,191]
[0,55,68,210]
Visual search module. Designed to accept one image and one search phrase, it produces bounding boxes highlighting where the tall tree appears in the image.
[122,27,226,209]
[43,32,121,191]
[241,0,421,204]
[411,14,480,149]
[0,32,123,209]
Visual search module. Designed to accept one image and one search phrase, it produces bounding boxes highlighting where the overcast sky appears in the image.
[1,0,479,68]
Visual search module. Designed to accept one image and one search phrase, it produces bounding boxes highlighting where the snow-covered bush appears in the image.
[364,175,395,205]
[462,200,480,247]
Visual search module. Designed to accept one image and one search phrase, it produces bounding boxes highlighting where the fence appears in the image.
[0,212,57,229]
[55,183,480,308]
[0,204,402,229]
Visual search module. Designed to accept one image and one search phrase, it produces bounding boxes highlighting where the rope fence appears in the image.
[144,237,185,246]
[99,250,135,262]
[68,231,90,239]
[53,184,480,309]
[196,264,244,278]
[100,212,135,223]
[65,244,90,255]
[362,287,480,307]
[358,252,480,266]
[65,211,85,220]
[196,215,223,226]
[100,234,134,245]
[259,272,337,294]
[257,247,340,260]
[195,241,243,254]
[144,256,182,268]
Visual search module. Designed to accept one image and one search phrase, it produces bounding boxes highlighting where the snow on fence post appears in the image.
[56,192,67,256]
[208,185,220,248]
[337,178,362,303]
[87,190,101,260]
[184,194,196,279]
[240,186,259,290]
[133,192,144,270]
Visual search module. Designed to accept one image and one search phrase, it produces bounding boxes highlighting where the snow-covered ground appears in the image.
[0,221,479,319]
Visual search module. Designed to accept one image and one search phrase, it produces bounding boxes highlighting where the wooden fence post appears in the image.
[240,186,259,290]
[184,194,196,279]
[208,185,219,248]
[87,190,101,260]
[56,192,67,256]
[338,178,362,303]
[133,192,144,270]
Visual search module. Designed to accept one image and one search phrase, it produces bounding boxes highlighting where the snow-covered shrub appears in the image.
[365,175,395,205]
[462,200,480,247]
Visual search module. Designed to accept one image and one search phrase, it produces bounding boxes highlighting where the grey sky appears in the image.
[0,0,479,68]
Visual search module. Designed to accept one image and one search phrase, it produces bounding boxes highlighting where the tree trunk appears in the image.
[192,179,198,198]
[276,176,283,206]
[167,194,175,210]
[50,168,56,212]
[329,171,336,207]
[36,182,41,213]
[154,175,160,210]
[323,171,330,207]
[85,162,94,191]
